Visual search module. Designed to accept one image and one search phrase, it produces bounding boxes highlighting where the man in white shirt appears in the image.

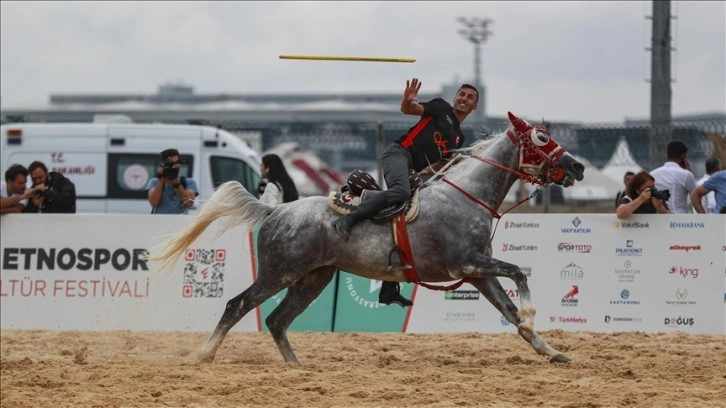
[693,158,721,214]
[650,141,696,214]
[1,164,32,215]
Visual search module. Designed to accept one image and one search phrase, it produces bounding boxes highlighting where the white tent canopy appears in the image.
[265,142,345,197]
[601,136,644,185]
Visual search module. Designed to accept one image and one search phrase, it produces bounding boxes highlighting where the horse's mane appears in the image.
[425,131,506,183]
[459,132,505,157]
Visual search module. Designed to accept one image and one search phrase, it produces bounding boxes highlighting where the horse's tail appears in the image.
[147,181,272,273]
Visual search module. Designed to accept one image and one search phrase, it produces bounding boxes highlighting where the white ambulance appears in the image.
[0,121,263,214]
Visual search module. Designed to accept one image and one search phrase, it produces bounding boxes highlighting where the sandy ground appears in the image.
[1,330,724,408]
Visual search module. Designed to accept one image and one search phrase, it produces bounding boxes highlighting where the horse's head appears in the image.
[506,112,584,187]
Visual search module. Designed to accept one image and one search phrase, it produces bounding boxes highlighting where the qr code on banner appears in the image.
[182,249,225,298]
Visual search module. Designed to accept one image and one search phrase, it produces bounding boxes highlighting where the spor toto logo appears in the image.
[557,242,592,253]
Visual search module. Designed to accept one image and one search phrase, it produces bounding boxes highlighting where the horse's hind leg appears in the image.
[266,266,337,364]
[199,279,285,363]
[465,276,570,364]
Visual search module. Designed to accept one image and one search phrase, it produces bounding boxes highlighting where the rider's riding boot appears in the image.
[379,281,413,308]
[331,190,390,242]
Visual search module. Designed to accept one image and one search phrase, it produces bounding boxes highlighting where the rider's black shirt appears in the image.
[396,98,465,172]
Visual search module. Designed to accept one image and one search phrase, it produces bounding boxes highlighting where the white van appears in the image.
[0,122,262,214]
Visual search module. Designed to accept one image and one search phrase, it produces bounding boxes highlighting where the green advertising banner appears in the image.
[253,225,336,332]
[333,272,414,332]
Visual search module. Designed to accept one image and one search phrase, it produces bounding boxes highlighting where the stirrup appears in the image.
[388,246,412,271]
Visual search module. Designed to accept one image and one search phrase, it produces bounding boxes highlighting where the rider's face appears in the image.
[453,88,478,115]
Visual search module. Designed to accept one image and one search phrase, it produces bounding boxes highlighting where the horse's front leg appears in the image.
[458,252,536,330]
[467,277,570,363]
[458,252,570,363]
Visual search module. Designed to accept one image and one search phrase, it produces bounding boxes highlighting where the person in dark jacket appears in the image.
[332,77,479,307]
[24,161,76,213]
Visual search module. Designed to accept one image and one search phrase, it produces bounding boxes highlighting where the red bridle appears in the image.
[443,112,568,219]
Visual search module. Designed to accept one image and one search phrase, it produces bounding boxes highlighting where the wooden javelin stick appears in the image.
[279,55,416,63]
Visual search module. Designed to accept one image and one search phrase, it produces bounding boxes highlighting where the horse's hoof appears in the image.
[198,353,215,364]
[549,353,571,364]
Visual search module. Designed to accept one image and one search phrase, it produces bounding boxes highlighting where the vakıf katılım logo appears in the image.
[182,248,226,298]
[561,216,591,234]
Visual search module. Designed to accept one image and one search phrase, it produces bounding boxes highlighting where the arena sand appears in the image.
[1,330,724,407]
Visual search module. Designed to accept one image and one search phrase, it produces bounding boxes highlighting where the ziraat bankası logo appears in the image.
[504,220,540,229]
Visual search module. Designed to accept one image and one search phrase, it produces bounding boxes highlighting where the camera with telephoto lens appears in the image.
[160,159,187,179]
[649,187,671,202]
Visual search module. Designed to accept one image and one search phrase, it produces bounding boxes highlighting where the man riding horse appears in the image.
[332,77,479,307]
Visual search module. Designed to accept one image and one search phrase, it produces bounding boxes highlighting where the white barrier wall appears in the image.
[0,215,258,332]
[1,214,724,334]
[407,214,725,335]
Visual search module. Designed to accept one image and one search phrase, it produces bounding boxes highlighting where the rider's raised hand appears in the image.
[401,78,424,115]
[404,78,422,104]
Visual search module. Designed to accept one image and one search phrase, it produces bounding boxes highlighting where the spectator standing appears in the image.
[691,169,726,214]
[692,157,720,214]
[258,154,298,206]
[1,164,32,215]
[23,161,76,213]
[616,171,670,219]
[146,149,199,214]
[650,141,696,213]
[614,171,635,209]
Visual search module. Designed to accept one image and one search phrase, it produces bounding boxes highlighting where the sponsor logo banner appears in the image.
[616,240,643,256]
[561,216,592,234]
[614,259,641,282]
[613,221,650,229]
[557,242,592,253]
[669,221,705,229]
[504,221,540,229]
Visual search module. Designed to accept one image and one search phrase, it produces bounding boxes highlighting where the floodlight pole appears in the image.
[457,17,493,121]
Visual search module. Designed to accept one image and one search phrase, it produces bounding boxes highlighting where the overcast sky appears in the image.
[1,1,724,123]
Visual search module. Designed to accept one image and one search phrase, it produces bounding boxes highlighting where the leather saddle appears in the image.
[327,169,422,223]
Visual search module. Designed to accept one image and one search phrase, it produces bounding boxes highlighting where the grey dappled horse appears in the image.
[150,112,585,364]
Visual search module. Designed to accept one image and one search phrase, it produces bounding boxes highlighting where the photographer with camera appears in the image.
[23,161,76,213]
[616,171,670,219]
[1,164,33,215]
[146,149,199,214]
